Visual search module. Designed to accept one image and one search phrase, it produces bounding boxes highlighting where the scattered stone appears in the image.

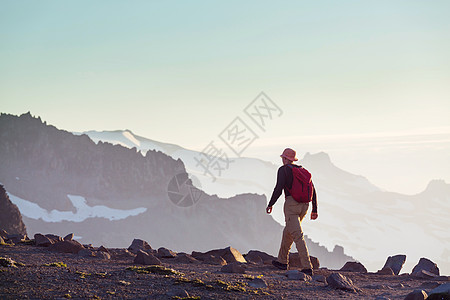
[428,283,450,299]
[134,250,161,265]
[98,245,110,254]
[382,254,406,275]
[375,296,391,300]
[157,247,176,258]
[0,256,17,267]
[34,233,54,247]
[127,239,152,254]
[404,289,427,300]
[45,234,63,243]
[340,261,368,273]
[248,278,268,288]
[413,270,439,279]
[412,258,440,276]
[202,254,227,266]
[173,253,200,264]
[327,272,360,292]
[288,253,319,269]
[63,233,74,241]
[96,251,111,260]
[48,240,84,254]
[202,246,246,264]
[245,250,276,265]
[0,230,7,240]
[221,262,245,274]
[78,249,96,257]
[310,256,320,270]
[377,267,395,275]
[7,234,28,244]
[0,236,4,244]
[313,274,327,283]
[286,270,311,281]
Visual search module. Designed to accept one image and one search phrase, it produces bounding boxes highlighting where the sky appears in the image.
[1,1,449,194]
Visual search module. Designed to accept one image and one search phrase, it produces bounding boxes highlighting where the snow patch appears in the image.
[8,194,147,223]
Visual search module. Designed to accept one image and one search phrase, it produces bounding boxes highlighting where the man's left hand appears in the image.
[311,212,318,220]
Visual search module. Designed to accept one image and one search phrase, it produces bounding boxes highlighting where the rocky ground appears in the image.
[1,239,449,300]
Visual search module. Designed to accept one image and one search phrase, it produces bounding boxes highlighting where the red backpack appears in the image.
[286,165,313,203]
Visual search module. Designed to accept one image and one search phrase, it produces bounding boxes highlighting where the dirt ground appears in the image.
[1,244,448,299]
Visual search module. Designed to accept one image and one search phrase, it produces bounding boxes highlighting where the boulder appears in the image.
[404,289,428,300]
[245,250,276,264]
[413,270,438,279]
[327,273,360,292]
[48,240,84,254]
[34,233,54,247]
[202,255,227,266]
[312,274,327,283]
[134,250,161,265]
[157,247,176,258]
[288,253,319,269]
[45,234,63,243]
[63,233,74,241]
[286,270,311,281]
[96,251,111,260]
[221,262,246,274]
[173,253,200,264]
[7,234,28,244]
[377,267,395,276]
[128,239,152,254]
[428,283,450,299]
[412,258,440,276]
[204,246,246,264]
[98,245,110,254]
[382,254,406,275]
[340,261,368,273]
[78,249,96,257]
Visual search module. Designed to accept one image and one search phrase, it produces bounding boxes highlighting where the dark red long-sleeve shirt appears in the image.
[268,164,318,213]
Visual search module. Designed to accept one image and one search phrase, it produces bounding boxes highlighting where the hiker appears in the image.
[266,148,318,275]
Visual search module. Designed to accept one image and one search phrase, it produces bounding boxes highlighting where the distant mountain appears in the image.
[0,112,354,269]
[80,129,450,275]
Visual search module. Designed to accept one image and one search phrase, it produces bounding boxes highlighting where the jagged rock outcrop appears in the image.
[0,184,27,236]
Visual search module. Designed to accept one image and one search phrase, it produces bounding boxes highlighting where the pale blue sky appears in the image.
[1,1,449,193]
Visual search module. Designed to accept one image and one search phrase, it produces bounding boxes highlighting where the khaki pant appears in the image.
[277,196,312,269]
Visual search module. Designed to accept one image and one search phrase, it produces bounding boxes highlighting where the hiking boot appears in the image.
[272,260,288,270]
[300,268,313,276]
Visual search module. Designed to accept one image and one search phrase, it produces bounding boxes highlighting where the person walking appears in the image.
[266,148,318,275]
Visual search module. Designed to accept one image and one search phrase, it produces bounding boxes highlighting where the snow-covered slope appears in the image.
[81,129,450,275]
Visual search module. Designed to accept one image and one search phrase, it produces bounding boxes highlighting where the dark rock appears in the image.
[310,256,320,270]
[377,267,395,275]
[327,273,360,292]
[48,240,84,254]
[404,289,427,300]
[248,278,268,288]
[428,283,450,299]
[413,270,439,279]
[245,250,276,264]
[0,236,4,244]
[412,258,440,276]
[340,261,367,273]
[288,253,319,269]
[286,270,311,281]
[63,233,74,241]
[0,185,27,236]
[202,254,227,266]
[134,250,161,265]
[419,281,441,289]
[382,254,406,275]
[0,230,8,240]
[96,251,111,260]
[34,233,54,247]
[45,234,63,243]
[111,249,134,259]
[204,246,246,264]
[157,247,176,258]
[128,239,152,254]
[78,249,96,257]
[98,245,110,254]
[221,262,245,274]
[7,234,27,244]
[312,274,327,283]
[173,253,200,264]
